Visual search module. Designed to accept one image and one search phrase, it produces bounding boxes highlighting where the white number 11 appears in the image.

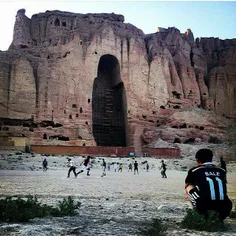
[206,177,224,200]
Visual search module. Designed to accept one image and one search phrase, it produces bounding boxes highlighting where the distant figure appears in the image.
[42,158,48,171]
[220,157,227,172]
[107,162,111,171]
[185,148,232,221]
[146,162,149,172]
[128,163,132,172]
[76,156,91,176]
[160,160,167,178]
[220,156,227,183]
[118,163,123,172]
[67,158,77,178]
[114,163,118,172]
[101,158,106,177]
[134,161,139,175]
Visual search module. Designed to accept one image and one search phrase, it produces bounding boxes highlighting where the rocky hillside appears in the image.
[0,9,235,152]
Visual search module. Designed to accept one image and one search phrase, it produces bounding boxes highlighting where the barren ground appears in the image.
[0,147,235,236]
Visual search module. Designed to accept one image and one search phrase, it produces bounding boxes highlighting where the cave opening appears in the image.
[54,18,60,26]
[92,54,127,146]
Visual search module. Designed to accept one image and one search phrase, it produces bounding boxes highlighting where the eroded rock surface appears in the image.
[0,9,235,150]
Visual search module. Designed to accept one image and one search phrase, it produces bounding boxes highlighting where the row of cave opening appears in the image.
[171,123,205,130]
[0,121,204,131]
[53,18,67,27]
[173,136,222,144]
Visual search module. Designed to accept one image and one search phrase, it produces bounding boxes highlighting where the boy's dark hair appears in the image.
[195,148,213,163]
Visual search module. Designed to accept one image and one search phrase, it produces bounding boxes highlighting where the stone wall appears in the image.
[31,145,180,157]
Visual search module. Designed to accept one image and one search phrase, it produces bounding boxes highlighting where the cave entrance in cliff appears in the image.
[92,54,127,147]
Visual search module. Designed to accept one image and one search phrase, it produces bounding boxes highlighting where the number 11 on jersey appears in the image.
[206,177,224,200]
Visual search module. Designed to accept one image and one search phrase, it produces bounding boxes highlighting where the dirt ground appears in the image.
[0,150,236,236]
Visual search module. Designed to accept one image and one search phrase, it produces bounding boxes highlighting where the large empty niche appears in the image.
[92,54,127,146]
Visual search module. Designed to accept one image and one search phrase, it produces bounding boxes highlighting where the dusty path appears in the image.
[0,168,186,202]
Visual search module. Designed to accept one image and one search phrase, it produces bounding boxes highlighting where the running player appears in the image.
[118,163,123,172]
[67,158,77,178]
[76,156,91,176]
[128,163,132,172]
[185,148,232,220]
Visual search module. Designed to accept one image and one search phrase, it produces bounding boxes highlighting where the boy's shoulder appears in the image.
[188,164,224,174]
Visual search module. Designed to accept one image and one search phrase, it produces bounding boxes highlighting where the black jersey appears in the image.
[84,157,90,166]
[185,163,227,201]
[161,163,166,170]
[102,161,106,168]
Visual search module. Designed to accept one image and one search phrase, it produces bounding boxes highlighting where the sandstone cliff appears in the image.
[0,9,235,152]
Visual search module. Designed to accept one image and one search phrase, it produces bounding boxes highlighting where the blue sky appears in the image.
[0,1,235,51]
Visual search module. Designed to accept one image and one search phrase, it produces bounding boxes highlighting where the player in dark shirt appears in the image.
[134,161,139,175]
[76,156,91,176]
[185,148,232,220]
[160,160,167,178]
[101,158,106,177]
[42,158,48,171]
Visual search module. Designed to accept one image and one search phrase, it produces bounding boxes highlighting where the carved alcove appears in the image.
[92,54,127,146]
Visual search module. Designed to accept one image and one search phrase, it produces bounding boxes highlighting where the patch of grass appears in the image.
[181,209,227,232]
[57,196,81,216]
[140,218,166,236]
[0,195,80,222]
[229,205,236,218]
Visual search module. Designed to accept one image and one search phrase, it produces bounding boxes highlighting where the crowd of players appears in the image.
[43,148,232,222]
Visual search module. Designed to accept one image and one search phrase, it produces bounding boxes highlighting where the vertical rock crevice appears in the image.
[120,40,123,69]
[33,67,39,120]
[126,38,130,63]
[190,49,194,68]
[7,65,12,115]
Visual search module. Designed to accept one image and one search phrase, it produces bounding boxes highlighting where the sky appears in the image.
[0,1,235,51]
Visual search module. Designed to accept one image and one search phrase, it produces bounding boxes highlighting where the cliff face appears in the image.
[0,9,235,150]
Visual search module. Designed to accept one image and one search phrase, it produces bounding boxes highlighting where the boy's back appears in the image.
[185,164,227,201]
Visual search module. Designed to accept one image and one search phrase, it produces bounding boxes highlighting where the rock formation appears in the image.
[0,9,235,152]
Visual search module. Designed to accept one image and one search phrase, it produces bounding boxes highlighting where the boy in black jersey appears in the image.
[185,148,232,220]
[76,156,91,176]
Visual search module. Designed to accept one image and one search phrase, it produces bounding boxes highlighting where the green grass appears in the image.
[0,195,81,222]
[140,218,166,236]
[229,205,236,218]
[181,209,227,232]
